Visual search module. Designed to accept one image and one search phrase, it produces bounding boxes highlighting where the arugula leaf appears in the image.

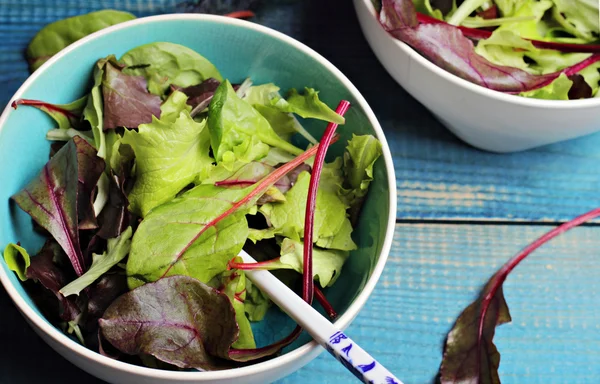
[244,279,271,322]
[60,227,132,297]
[218,264,256,349]
[257,171,351,244]
[120,42,223,96]
[3,243,30,281]
[11,97,87,129]
[99,275,238,369]
[26,10,135,72]
[102,60,162,130]
[122,91,213,217]
[12,137,103,276]
[208,80,303,162]
[270,88,345,125]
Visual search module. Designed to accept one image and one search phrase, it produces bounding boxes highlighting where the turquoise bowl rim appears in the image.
[0,13,397,381]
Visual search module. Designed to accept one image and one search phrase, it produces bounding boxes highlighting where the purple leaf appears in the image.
[391,23,558,92]
[85,273,128,329]
[176,78,221,108]
[76,137,105,231]
[96,173,131,239]
[26,241,81,322]
[567,74,593,99]
[99,275,238,370]
[102,61,161,130]
[12,136,102,276]
[380,0,417,29]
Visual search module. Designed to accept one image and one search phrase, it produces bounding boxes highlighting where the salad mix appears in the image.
[375,0,600,100]
[3,41,383,370]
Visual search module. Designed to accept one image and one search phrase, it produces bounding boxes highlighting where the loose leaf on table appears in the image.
[26,10,136,72]
[439,208,600,384]
[102,60,162,130]
[60,227,132,297]
[11,96,87,129]
[26,241,81,322]
[208,80,303,162]
[122,91,213,217]
[12,136,103,276]
[270,88,345,125]
[120,42,223,96]
[3,243,30,281]
[126,143,331,289]
[217,264,256,349]
[99,275,238,369]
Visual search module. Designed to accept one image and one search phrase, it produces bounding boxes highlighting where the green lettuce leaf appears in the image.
[414,0,445,19]
[520,73,573,99]
[218,263,256,349]
[122,91,213,217]
[126,185,251,289]
[552,0,599,41]
[3,243,31,282]
[275,238,349,288]
[60,227,132,297]
[244,279,271,322]
[120,42,223,96]
[270,87,345,124]
[26,10,135,72]
[208,81,303,162]
[257,171,354,248]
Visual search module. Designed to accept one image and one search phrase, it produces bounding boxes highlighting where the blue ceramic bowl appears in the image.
[0,14,397,384]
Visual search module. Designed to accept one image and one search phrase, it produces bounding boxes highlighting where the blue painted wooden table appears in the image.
[2,1,600,383]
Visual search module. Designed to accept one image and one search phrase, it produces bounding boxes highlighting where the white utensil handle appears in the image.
[238,251,403,384]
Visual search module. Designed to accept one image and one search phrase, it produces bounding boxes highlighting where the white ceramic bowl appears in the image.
[0,13,397,384]
[354,0,600,153]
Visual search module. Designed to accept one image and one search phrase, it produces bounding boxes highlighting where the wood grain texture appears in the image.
[2,223,600,383]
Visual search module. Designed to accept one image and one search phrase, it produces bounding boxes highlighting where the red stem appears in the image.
[11,99,78,118]
[315,286,337,319]
[224,10,256,19]
[302,101,351,305]
[228,257,282,270]
[476,207,600,376]
[416,12,600,53]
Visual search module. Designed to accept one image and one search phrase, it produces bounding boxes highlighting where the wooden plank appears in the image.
[3,223,600,383]
[282,223,600,383]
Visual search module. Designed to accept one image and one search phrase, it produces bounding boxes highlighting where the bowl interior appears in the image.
[0,17,392,358]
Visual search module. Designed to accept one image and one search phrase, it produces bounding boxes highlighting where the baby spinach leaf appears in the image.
[12,137,103,276]
[3,243,30,281]
[26,10,136,72]
[244,279,271,322]
[126,186,250,288]
[257,171,351,245]
[218,265,256,349]
[102,60,162,130]
[270,88,345,125]
[99,275,238,369]
[120,42,223,96]
[208,80,303,162]
[60,227,132,297]
[122,91,213,217]
[11,97,87,129]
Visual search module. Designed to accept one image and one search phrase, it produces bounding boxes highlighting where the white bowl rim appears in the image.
[359,0,600,109]
[0,12,398,381]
